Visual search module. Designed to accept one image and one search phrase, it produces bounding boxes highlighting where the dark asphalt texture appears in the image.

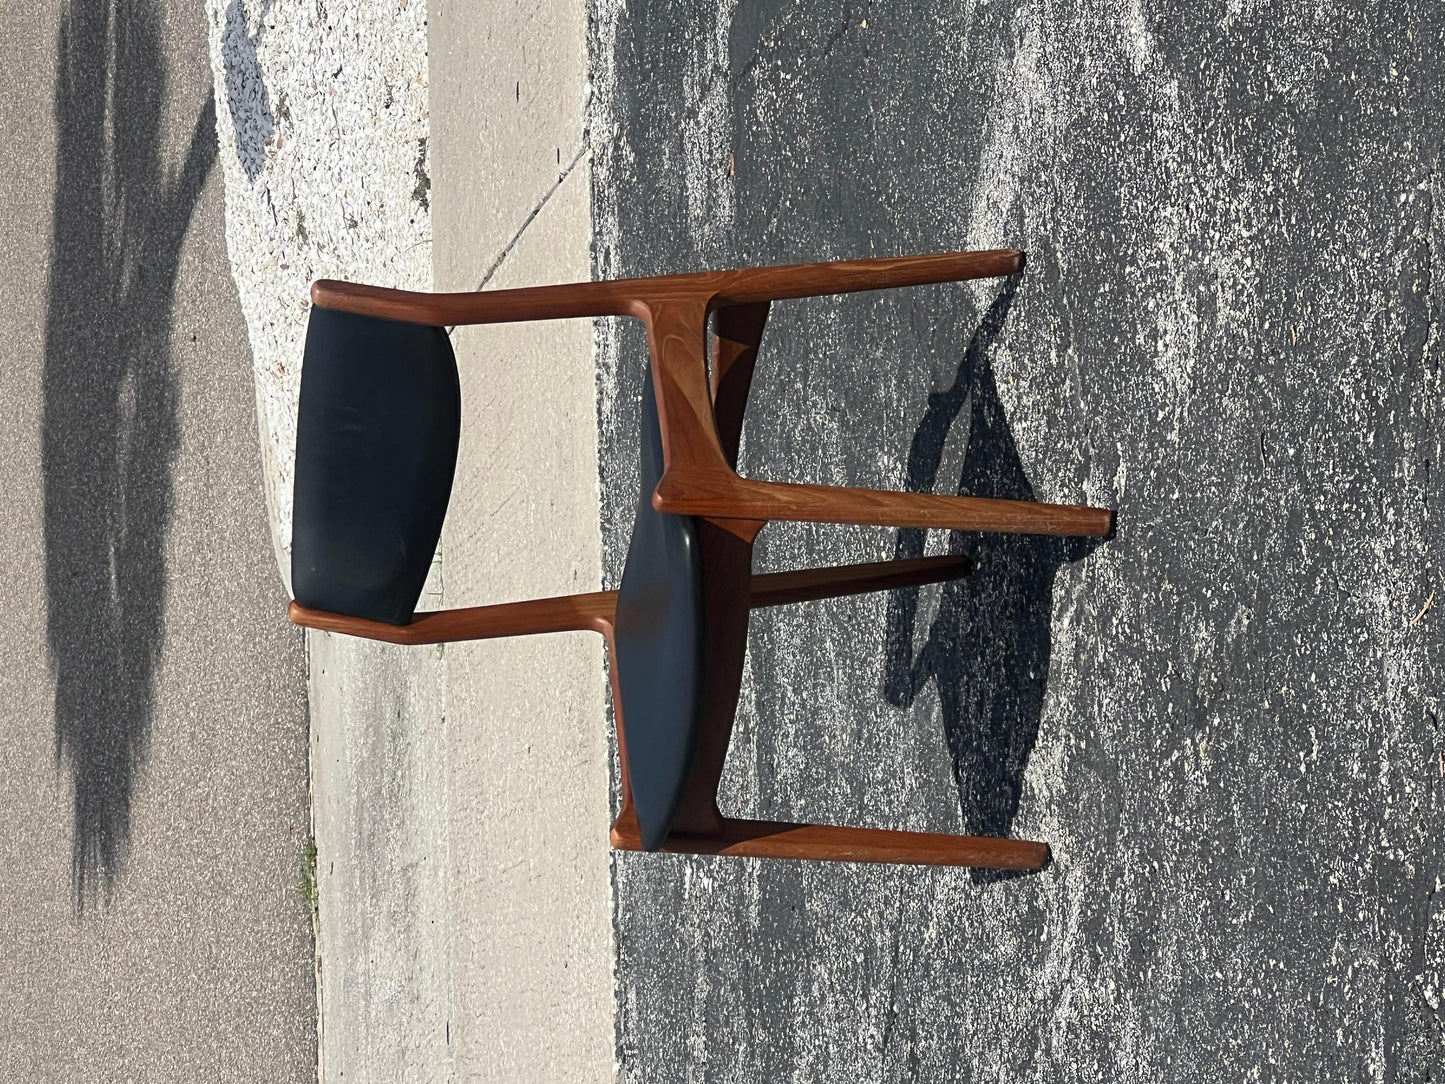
[593,2,1445,1079]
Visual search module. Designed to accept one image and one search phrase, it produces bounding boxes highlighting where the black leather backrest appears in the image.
[291,305,460,625]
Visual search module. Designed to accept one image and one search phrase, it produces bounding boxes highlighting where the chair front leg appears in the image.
[656,475,1114,538]
[656,819,1050,870]
[641,298,735,478]
[708,249,1024,306]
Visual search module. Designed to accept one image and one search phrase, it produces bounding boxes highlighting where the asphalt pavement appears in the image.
[0,0,315,1079]
[595,1,1445,1079]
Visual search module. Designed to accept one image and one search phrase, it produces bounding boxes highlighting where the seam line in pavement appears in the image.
[473,144,590,292]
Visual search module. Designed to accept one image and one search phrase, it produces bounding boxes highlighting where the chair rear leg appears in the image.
[288,592,617,644]
[667,519,754,837]
[710,301,770,467]
[659,819,1050,870]
[657,476,1114,537]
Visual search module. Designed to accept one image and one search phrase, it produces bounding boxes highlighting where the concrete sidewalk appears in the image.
[432,0,612,1077]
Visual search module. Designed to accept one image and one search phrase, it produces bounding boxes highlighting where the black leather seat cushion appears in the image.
[292,305,460,626]
[614,367,705,851]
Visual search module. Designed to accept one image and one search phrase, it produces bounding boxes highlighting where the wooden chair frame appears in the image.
[289,250,1114,870]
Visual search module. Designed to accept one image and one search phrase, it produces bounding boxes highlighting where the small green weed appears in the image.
[299,840,319,915]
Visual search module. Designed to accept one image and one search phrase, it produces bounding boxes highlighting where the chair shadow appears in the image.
[43,0,217,909]
[883,273,1101,883]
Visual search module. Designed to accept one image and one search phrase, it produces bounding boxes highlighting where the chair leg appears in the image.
[666,519,755,837]
[288,591,617,644]
[611,813,1048,870]
[711,250,1025,306]
[656,475,1114,537]
[710,302,771,467]
[749,554,971,609]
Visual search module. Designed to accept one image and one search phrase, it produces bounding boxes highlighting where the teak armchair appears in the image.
[287,250,1113,870]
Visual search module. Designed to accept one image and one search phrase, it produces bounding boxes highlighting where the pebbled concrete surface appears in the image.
[592,1,1445,1080]
[203,0,431,575]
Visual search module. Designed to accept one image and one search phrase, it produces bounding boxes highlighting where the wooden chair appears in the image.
[287,250,1113,869]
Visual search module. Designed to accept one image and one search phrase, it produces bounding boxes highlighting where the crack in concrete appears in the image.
[473,144,589,292]
[875,880,908,1073]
